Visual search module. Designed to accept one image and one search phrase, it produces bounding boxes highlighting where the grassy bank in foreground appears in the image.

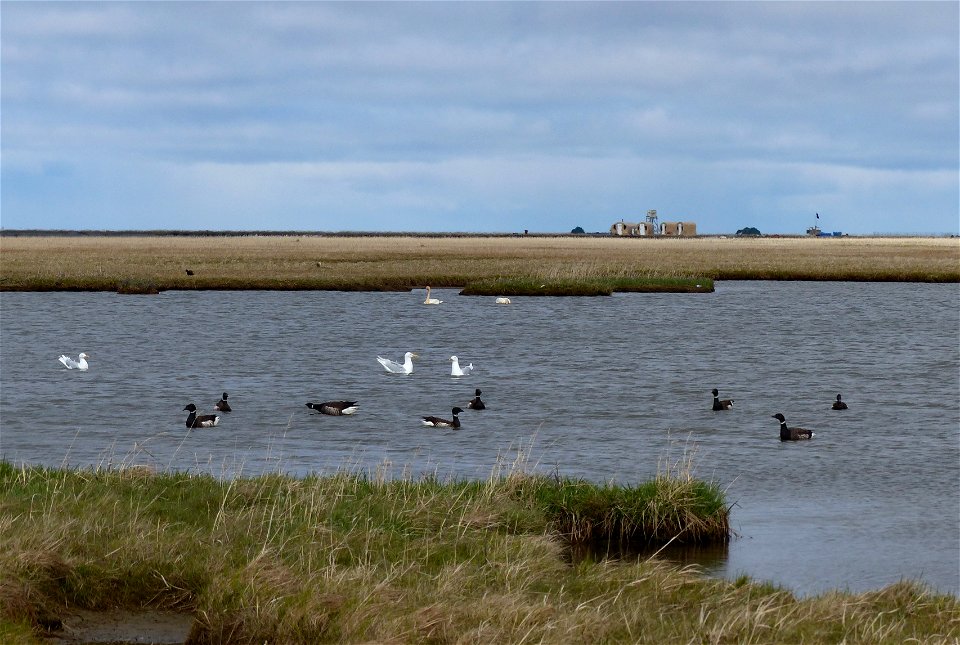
[2,463,957,644]
[1,235,957,293]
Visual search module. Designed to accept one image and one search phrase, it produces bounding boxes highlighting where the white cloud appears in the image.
[1,1,956,233]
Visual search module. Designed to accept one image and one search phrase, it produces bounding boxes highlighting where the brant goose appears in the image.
[306,400,359,416]
[423,286,442,305]
[467,388,485,410]
[772,413,815,441]
[450,355,474,377]
[711,388,733,411]
[185,269,194,276]
[58,352,89,371]
[184,403,220,429]
[495,297,512,304]
[377,351,418,374]
[215,392,232,412]
[831,394,848,410]
[422,407,463,429]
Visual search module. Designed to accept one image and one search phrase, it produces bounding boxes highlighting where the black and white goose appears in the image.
[712,388,734,411]
[831,394,848,410]
[467,388,485,410]
[422,407,463,429]
[772,413,814,441]
[215,392,232,412]
[184,403,220,429]
[306,400,359,416]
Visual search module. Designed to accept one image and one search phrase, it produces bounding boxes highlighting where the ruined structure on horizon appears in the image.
[610,210,696,237]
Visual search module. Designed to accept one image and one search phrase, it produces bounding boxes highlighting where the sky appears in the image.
[1,2,957,235]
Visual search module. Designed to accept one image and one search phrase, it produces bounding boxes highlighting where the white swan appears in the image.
[58,352,89,371]
[377,351,418,374]
[423,286,442,305]
[495,297,511,304]
[450,355,474,377]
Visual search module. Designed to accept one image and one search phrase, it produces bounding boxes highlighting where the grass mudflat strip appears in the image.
[1,235,957,292]
[1,462,957,644]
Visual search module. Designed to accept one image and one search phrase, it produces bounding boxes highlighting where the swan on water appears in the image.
[423,286,442,305]
[58,352,89,371]
[495,297,511,304]
[377,351,418,374]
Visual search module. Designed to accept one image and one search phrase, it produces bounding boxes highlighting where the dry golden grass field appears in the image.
[1,235,957,291]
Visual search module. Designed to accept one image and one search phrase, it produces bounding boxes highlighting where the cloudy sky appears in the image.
[2,2,957,234]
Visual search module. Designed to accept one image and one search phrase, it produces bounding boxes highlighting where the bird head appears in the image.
[184,404,197,412]
[772,413,786,423]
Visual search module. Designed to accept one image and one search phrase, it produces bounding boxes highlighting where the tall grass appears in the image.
[1,235,956,292]
[1,459,956,644]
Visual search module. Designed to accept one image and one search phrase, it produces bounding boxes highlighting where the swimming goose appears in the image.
[422,407,463,429]
[495,297,511,304]
[772,413,815,441]
[306,400,359,416]
[450,355,474,377]
[215,392,232,412]
[831,394,848,410]
[58,352,89,371]
[423,286,443,305]
[467,388,485,410]
[184,403,220,429]
[711,388,733,411]
[377,352,418,374]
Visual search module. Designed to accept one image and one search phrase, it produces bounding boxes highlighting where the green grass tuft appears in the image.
[1,460,956,643]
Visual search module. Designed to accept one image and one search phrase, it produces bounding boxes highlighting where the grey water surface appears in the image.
[1,281,958,597]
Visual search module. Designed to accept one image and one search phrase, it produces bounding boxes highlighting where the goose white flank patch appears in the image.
[183,403,220,429]
[306,401,359,416]
[215,392,232,412]
[58,352,89,371]
[467,388,485,410]
[422,407,463,429]
[423,286,442,305]
[450,355,474,377]
[495,297,511,304]
[711,388,734,411]
[772,413,815,441]
[377,351,418,374]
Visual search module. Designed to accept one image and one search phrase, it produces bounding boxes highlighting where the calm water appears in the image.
[1,282,958,596]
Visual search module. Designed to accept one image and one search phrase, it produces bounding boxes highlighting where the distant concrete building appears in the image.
[660,221,679,236]
[611,213,696,237]
[610,220,652,236]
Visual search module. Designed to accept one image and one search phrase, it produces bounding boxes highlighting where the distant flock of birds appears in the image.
[58,350,846,439]
[57,349,486,431]
[55,286,845,440]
